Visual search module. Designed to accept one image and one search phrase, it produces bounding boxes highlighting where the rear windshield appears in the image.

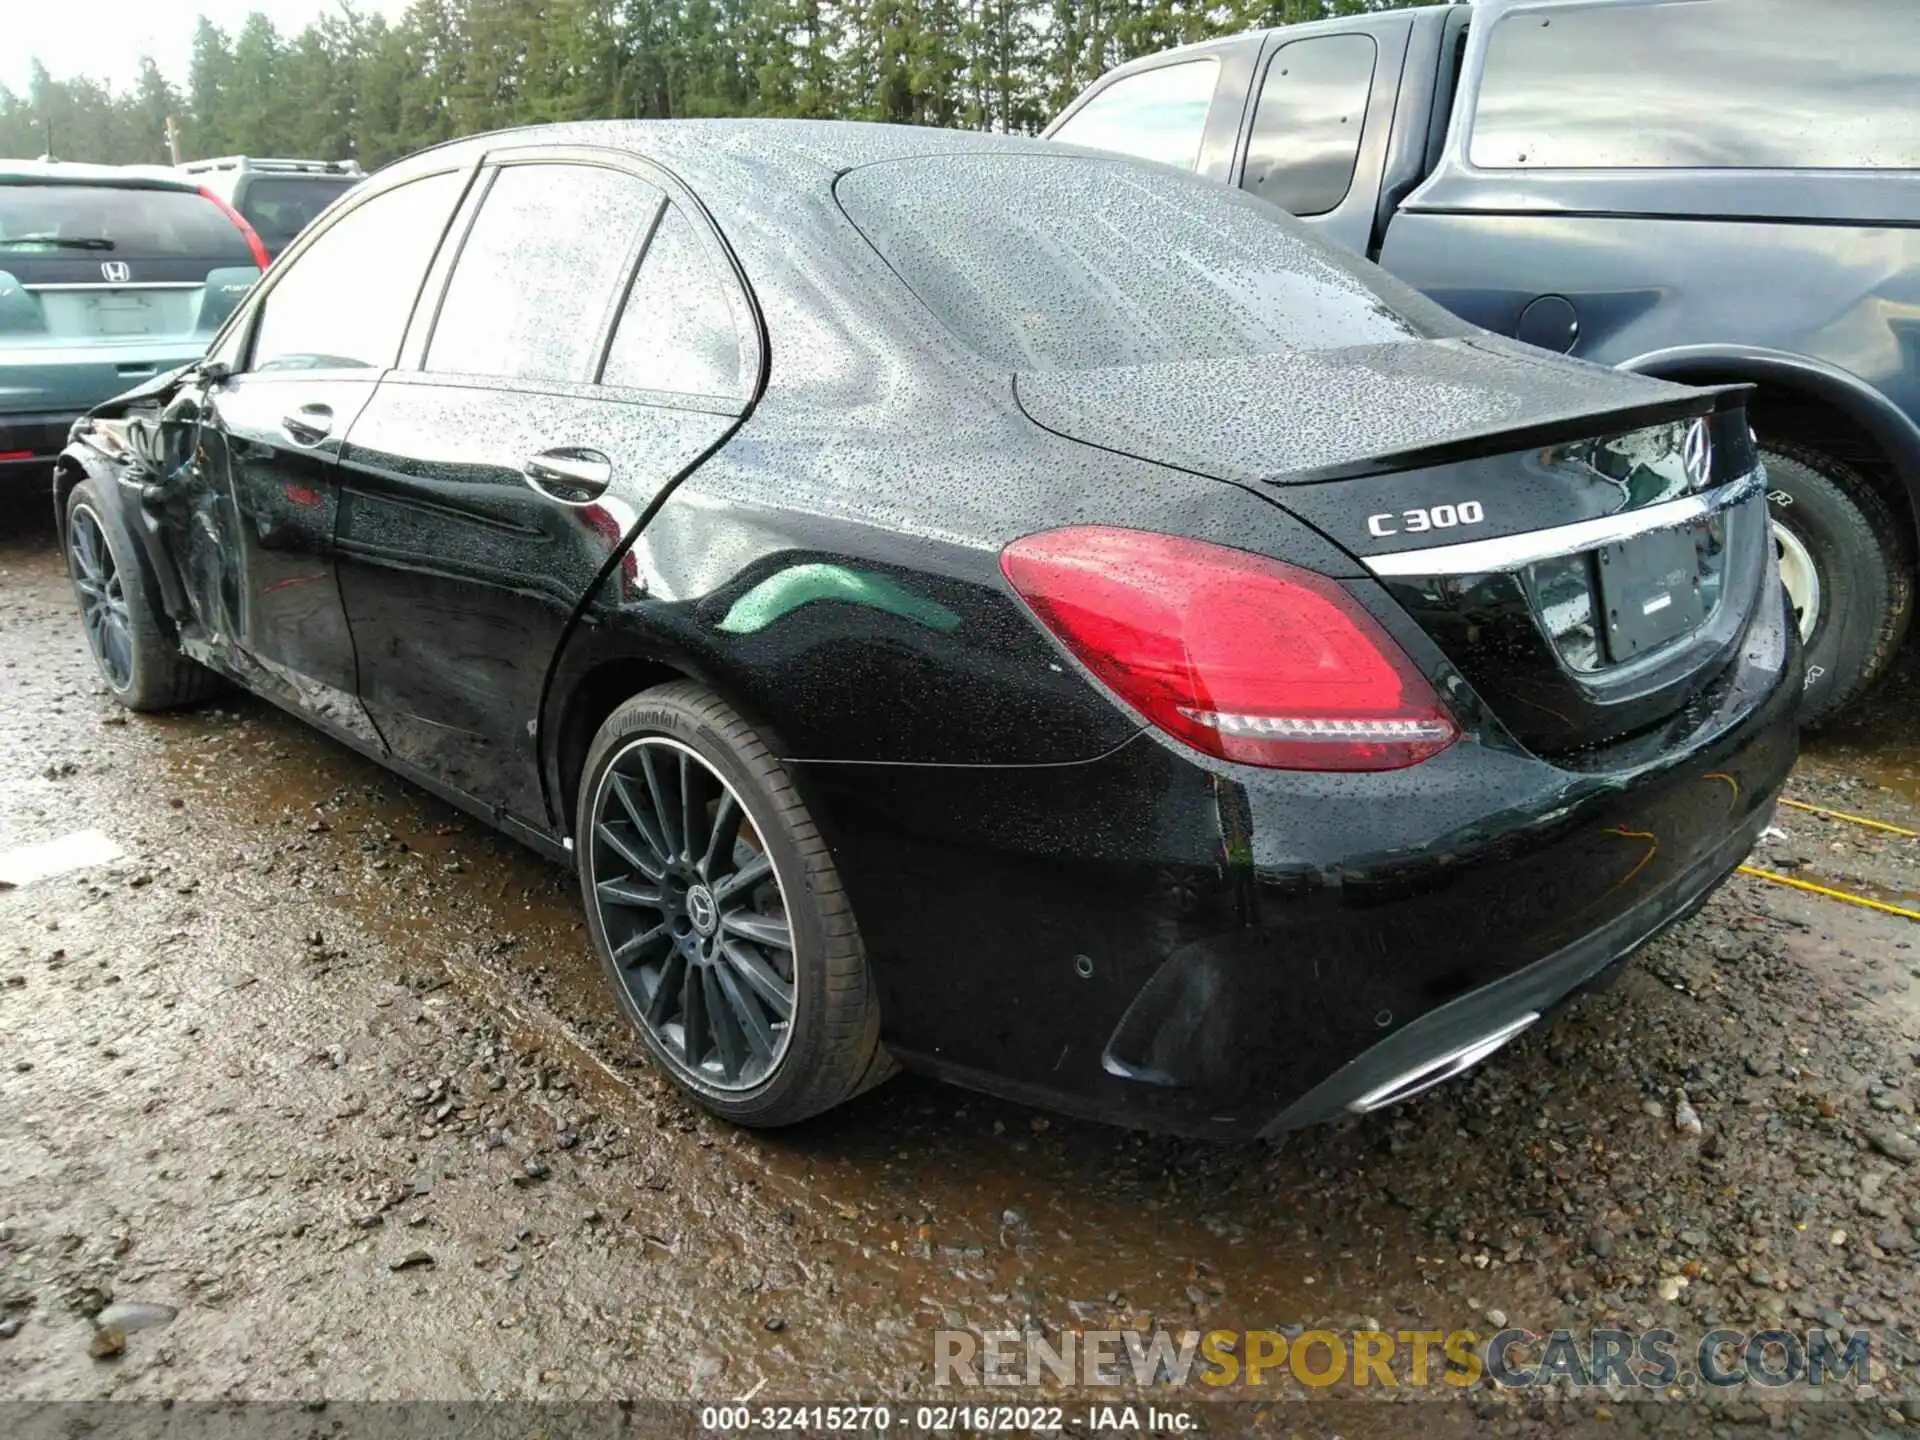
[0,183,252,259]
[835,154,1462,372]
[238,175,358,248]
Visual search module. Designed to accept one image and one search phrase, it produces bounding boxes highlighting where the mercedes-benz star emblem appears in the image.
[686,885,718,936]
[1682,419,1713,491]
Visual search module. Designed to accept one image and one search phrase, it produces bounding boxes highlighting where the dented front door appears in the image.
[148,368,382,748]
[192,370,384,745]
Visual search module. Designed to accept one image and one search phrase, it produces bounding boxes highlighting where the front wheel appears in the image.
[576,681,892,1125]
[1762,442,1912,725]
[63,479,217,711]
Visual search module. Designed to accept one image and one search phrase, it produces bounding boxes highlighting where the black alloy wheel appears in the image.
[577,682,891,1125]
[590,734,797,1091]
[68,503,135,690]
[62,478,218,712]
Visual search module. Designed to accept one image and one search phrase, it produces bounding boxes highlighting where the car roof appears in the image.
[393,118,1132,199]
[381,119,1248,287]
[369,118,1334,341]
[363,120,1276,404]
[0,159,200,191]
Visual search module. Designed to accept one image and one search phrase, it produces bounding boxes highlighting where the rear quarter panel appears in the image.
[549,416,1360,775]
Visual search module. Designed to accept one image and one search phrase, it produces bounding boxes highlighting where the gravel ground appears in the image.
[2,498,1918,1436]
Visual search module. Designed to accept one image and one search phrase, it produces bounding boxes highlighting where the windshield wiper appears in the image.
[0,236,117,250]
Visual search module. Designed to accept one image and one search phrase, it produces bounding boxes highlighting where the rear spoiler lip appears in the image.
[1271,383,1755,488]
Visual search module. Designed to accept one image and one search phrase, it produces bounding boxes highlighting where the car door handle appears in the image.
[522,448,613,504]
[280,403,333,446]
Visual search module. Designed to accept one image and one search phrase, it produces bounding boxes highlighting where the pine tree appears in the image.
[184,17,234,158]
[352,16,410,165]
[129,58,181,164]
[398,0,465,151]
[225,14,290,156]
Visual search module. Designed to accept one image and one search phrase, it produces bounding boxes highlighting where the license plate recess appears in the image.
[1596,524,1706,662]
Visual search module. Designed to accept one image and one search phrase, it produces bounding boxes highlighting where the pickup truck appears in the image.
[1047,0,1920,723]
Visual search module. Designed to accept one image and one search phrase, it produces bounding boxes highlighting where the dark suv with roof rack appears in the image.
[1049,0,1920,724]
[181,156,363,261]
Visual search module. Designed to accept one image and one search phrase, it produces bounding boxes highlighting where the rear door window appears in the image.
[250,171,463,373]
[426,163,664,385]
[0,183,251,262]
[1050,60,1221,171]
[1472,0,1920,170]
[601,204,748,400]
[1240,35,1377,216]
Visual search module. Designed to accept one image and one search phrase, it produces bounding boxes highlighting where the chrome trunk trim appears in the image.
[1363,471,1763,577]
[21,281,205,292]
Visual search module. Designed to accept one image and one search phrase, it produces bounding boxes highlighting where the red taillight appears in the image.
[197,185,272,272]
[1000,526,1459,772]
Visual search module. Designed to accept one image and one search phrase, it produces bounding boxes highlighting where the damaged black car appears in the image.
[55,121,1798,1137]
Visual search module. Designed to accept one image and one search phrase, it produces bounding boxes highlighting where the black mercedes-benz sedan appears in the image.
[54,120,1798,1138]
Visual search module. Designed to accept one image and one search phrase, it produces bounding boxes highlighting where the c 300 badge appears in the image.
[1366,500,1486,538]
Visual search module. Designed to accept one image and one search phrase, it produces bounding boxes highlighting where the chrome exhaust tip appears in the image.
[1346,1012,1541,1115]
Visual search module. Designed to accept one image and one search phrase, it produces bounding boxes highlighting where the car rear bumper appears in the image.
[1255,786,1771,1132]
[797,587,1799,1138]
[0,411,79,471]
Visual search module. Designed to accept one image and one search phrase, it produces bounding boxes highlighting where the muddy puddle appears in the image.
[136,693,1361,1341]
[1800,641,1920,812]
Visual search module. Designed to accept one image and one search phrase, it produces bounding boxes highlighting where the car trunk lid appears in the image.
[1015,342,1771,758]
[1012,335,1709,487]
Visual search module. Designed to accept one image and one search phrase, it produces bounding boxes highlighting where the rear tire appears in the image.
[1761,441,1912,725]
[63,479,217,712]
[576,681,892,1126]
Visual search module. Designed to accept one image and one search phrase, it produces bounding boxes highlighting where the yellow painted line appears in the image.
[1738,865,1920,921]
[1777,797,1919,839]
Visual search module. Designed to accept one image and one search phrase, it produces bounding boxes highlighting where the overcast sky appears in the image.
[5,0,412,94]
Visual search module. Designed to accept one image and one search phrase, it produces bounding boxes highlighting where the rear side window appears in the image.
[250,171,462,373]
[0,184,251,261]
[427,163,663,384]
[237,175,359,250]
[1241,35,1377,217]
[1050,60,1220,171]
[837,154,1460,373]
[1473,0,1920,170]
[602,205,746,399]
